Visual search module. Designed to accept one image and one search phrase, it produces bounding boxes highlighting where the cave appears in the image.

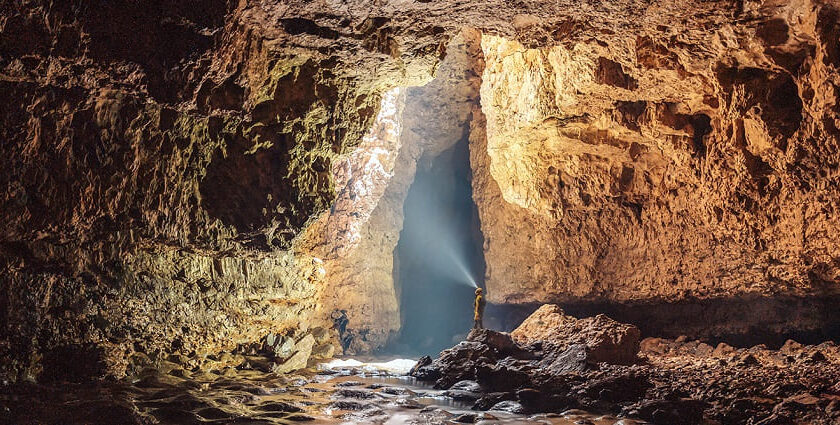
[393,134,486,355]
[2,1,840,424]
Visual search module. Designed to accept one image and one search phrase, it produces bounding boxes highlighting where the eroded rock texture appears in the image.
[472,1,840,315]
[0,0,443,381]
[2,0,840,383]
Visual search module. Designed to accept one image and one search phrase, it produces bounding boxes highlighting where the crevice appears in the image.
[392,134,486,355]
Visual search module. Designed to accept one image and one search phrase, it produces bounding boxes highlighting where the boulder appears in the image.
[271,334,315,374]
[539,344,590,374]
[473,392,513,410]
[490,400,525,413]
[512,304,641,365]
[467,329,532,359]
[475,357,536,391]
[409,355,432,376]
[445,380,483,401]
[264,333,295,358]
[411,340,494,389]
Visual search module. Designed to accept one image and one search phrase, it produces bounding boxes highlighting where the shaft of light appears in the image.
[450,251,478,288]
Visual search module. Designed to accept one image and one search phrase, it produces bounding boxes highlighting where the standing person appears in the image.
[473,288,486,329]
[331,310,352,354]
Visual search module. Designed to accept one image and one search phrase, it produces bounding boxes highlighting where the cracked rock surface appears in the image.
[1,0,839,383]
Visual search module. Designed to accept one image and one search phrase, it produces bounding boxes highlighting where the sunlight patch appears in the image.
[318,358,417,375]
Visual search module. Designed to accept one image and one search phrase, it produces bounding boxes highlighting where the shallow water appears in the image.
[0,357,639,425]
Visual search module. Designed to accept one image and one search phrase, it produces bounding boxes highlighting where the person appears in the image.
[473,288,486,329]
[331,309,352,354]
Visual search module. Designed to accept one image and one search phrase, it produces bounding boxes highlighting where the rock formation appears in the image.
[296,30,484,353]
[511,304,641,365]
[0,0,442,381]
[1,0,839,385]
[471,1,840,308]
[412,305,840,424]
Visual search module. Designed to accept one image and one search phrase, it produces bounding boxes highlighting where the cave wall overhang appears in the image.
[1,0,840,381]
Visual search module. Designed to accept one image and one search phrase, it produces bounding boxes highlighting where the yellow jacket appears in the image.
[474,294,486,320]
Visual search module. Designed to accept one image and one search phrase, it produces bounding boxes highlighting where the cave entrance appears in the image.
[392,134,486,355]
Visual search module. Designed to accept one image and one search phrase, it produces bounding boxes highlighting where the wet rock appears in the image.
[328,400,372,411]
[467,329,533,359]
[450,380,483,392]
[414,341,494,389]
[380,386,411,395]
[476,357,536,391]
[445,380,483,401]
[574,371,651,403]
[257,401,302,413]
[518,388,578,414]
[332,389,377,399]
[560,409,591,417]
[408,355,432,374]
[389,397,424,409]
[418,407,456,423]
[150,407,202,423]
[540,344,590,374]
[336,380,364,387]
[453,412,479,423]
[489,400,525,413]
[473,392,513,410]
[624,398,708,425]
[196,407,233,420]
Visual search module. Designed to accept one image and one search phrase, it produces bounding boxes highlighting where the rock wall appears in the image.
[2,0,840,381]
[0,0,443,381]
[471,1,840,325]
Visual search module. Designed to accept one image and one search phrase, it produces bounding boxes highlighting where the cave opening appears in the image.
[390,134,486,356]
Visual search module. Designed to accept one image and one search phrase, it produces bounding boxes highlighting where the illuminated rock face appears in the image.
[472,3,840,308]
[1,0,840,381]
[295,88,407,353]
[296,30,485,353]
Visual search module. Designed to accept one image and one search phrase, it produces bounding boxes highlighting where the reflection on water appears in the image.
[0,358,636,425]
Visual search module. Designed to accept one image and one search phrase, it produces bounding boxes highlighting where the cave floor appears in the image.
[2,338,839,424]
[0,359,624,425]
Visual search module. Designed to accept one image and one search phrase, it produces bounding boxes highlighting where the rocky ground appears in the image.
[0,356,641,425]
[3,0,839,384]
[410,305,840,425]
